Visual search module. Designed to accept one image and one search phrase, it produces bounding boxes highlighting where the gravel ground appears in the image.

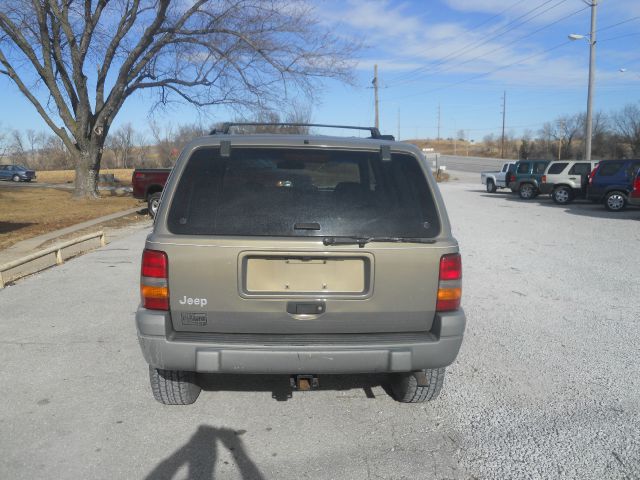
[0,179,638,479]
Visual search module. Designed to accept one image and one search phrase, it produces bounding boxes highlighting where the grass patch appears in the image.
[36,168,134,185]
[434,170,450,182]
[0,186,143,250]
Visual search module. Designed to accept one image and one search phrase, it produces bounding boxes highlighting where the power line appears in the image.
[389,0,566,83]
[386,11,638,92]
[387,40,574,102]
[599,32,640,43]
[390,4,588,89]
[596,15,640,33]
[388,31,640,104]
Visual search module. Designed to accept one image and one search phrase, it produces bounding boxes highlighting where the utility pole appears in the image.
[437,104,441,141]
[558,120,565,160]
[584,0,597,161]
[373,64,379,130]
[501,91,507,159]
[466,130,470,156]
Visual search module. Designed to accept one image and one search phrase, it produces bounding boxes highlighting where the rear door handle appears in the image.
[287,302,326,315]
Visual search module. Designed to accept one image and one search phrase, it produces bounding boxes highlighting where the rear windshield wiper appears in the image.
[322,236,436,248]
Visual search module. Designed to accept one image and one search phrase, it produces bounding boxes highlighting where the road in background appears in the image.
[1,181,639,479]
[436,154,516,173]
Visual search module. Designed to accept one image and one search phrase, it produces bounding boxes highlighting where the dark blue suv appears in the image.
[587,159,640,211]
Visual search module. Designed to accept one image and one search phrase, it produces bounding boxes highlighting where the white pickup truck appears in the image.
[481,162,516,193]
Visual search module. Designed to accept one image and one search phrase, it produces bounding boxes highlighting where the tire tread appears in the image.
[390,368,446,403]
[149,366,201,405]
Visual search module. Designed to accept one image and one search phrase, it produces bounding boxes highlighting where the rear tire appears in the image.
[389,368,446,403]
[486,179,497,193]
[12,174,20,182]
[147,192,161,218]
[552,186,574,205]
[518,183,536,200]
[149,366,201,405]
[604,191,627,212]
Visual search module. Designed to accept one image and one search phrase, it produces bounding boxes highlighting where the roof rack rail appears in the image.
[208,122,394,140]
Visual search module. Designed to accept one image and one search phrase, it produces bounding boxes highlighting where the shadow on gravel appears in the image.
[145,425,264,480]
[477,191,640,220]
[198,373,386,402]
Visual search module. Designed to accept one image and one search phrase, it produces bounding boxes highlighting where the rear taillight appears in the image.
[588,165,599,185]
[632,174,640,198]
[506,172,514,183]
[541,175,547,183]
[141,249,169,310]
[437,253,462,312]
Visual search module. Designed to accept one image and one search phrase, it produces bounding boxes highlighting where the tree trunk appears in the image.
[73,141,103,198]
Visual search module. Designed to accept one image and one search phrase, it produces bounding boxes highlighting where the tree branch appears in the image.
[0,8,77,134]
[0,48,74,152]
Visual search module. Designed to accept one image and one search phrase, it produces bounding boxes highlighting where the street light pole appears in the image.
[584,0,597,161]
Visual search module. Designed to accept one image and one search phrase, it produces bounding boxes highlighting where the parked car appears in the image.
[132,168,171,217]
[480,162,516,193]
[0,164,36,182]
[136,122,466,405]
[627,167,640,207]
[507,160,550,199]
[539,160,599,205]
[586,159,640,211]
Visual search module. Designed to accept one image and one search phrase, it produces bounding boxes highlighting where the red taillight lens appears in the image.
[632,175,640,197]
[141,249,169,310]
[588,165,599,185]
[439,253,462,281]
[142,249,168,278]
[437,254,462,312]
[542,175,547,183]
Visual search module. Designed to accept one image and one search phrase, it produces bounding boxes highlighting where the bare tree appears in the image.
[42,134,73,169]
[613,103,640,156]
[0,1,355,197]
[149,121,177,167]
[10,130,27,164]
[0,126,8,161]
[108,123,135,169]
[134,132,151,167]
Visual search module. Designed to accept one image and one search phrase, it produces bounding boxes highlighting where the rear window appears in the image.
[167,147,441,238]
[517,162,530,174]
[598,161,623,176]
[625,161,640,179]
[534,162,547,174]
[568,163,592,175]
[547,163,568,174]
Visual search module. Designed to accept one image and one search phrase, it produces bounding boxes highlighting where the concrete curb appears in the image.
[1,206,142,260]
[0,231,106,288]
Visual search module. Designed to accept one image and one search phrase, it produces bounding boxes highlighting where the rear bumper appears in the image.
[136,308,466,374]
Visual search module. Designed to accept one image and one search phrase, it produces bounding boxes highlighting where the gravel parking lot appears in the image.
[1,178,639,480]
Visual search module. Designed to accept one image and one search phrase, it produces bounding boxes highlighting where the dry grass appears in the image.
[36,168,134,185]
[0,186,143,250]
[38,211,150,250]
[435,171,450,182]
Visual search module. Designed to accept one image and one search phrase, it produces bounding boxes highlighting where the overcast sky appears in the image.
[1,0,639,141]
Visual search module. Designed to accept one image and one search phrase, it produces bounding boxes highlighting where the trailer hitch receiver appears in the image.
[290,374,319,391]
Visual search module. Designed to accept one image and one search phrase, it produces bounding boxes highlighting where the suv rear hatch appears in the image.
[153,144,450,335]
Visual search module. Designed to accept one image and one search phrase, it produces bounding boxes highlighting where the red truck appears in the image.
[132,168,171,217]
